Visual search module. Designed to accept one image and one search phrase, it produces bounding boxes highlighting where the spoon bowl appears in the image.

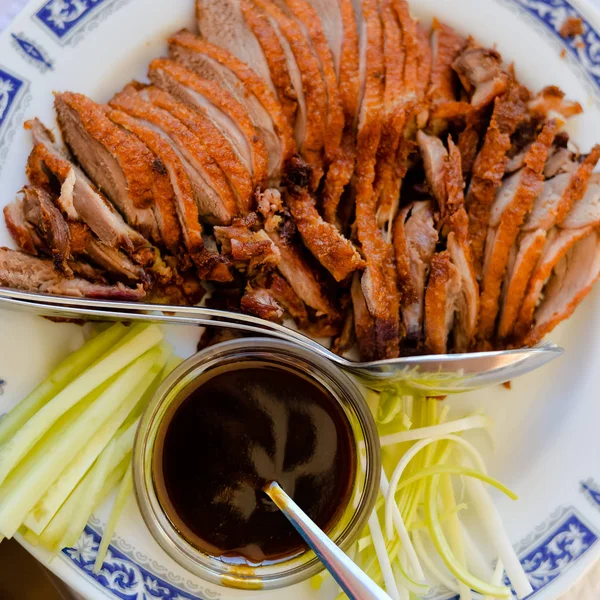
[0,288,563,394]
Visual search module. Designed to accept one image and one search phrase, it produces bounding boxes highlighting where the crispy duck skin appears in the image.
[373,0,406,228]
[0,247,145,300]
[428,20,466,108]
[477,120,557,344]
[523,230,600,346]
[147,58,269,190]
[350,272,378,362]
[140,85,253,214]
[111,85,237,226]
[252,0,328,188]
[19,186,71,275]
[283,0,344,162]
[106,108,232,282]
[515,226,596,343]
[466,82,528,275]
[284,158,364,281]
[424,251,461,354]
[444,139,479,351]
[418,130,447,211]
[498,147,600,340]
[352,0,401,360]
[55,92,158,217]
[528,86,583,122]
[25,119,155,266]
[240,0,300,131]
[168,30,295,180]
[268,228,336,316]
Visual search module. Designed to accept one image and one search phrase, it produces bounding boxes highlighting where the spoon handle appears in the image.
[264,482,393,600]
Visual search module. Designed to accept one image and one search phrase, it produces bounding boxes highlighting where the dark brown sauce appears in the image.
[153,362,356,566]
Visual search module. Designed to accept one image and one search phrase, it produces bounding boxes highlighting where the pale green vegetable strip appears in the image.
[25,351,166,535]
[0,347,164,538]
[60,440,117,550]
[38,455,130,552]
[367,509,399,600]
[0,388,100,538]
[0,324,127,445]
[409,505,467,532]
[440,474,472,600]
[412,528,460,593]
[393,466,517,500]
[379,415,491,447]
[463,475,532,599]
[424,475,510,597]
[379,467,426,584]
[392,559,429,596]
[460,522,495,582]
[22,528,39,546]
[0,324,163,485]
[93,464,133,574]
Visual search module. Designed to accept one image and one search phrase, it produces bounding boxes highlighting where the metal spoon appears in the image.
[0,287,563,394]
[264,481,392,600]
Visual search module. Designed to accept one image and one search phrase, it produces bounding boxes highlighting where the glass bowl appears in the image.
[132,337,381,590]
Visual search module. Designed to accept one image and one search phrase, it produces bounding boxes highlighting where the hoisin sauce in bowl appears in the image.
[133,338,380,590]
[153,363,356,565]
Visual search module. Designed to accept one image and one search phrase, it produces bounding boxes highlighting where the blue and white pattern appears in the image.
[64,526,221,600]
[10,32,53,71]
[33,0,128,45]
[582,479,600,511]
[0,65,29,175]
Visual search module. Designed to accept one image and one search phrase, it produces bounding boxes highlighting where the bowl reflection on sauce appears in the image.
[133,338,381,590]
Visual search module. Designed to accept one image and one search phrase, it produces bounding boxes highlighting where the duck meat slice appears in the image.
[444,139,479,351]
[373,0,406,228]
[25,119,155,266]
[351,272,378,361]
[169,30,294,183]
[393,200,438,343]
[196,0,278,93]
[214,222,280,275]
[452,44,508,109]
[54,93,160,242]
[416,23,432,105]
[140,85,253,214]
[0,247,144,300]
[424,251,462,354]
[427,19,469,132]
[148,58,269,190]
[240,282,285,321]
[106,108,231,282]
[528,86,583,123]
[67,221,149,284]
[284,157,364,281]
[249,0,327,188]
[111,86,237,226]
[268,227,336,316]
[254,270,309,326]
[477,121,556,344]
[466,81,528,274]
[3,199,44,257]
[393,0,418,103]
[417,130,447,211]
[524,230,600,346]
[498,148,600,340]
[19,186,71,274]
[352,0,401,359]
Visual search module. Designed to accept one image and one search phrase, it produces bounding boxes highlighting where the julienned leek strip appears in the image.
[0,323,128,445]
[24,346,169,535]
[0,324,163,488]
[0,344,166,539]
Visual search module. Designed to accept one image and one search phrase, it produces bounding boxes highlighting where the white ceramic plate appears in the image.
[1,0,600,598]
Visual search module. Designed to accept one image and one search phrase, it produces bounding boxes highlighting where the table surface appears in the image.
[0,0,597,597]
